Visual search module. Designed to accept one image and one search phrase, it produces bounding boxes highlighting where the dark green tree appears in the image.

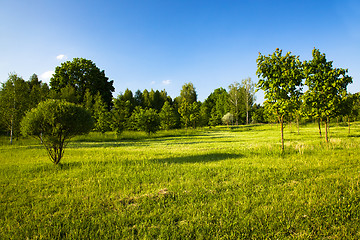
[256,48,303,152]
[21,100,93,164]
[50,58,114,108]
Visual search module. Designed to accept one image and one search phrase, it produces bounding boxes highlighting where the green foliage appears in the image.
[130,107,160,135]
[256,48,303,151]
[21,99,93,164]
[159,101,177,130]
[93,92,111,134]
[0,73,30,143]
[180,82,197,104]
[222,112,234,126]
[303,48,352,141]
[50,58,114,108]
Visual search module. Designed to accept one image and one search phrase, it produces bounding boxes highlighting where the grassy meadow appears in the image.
[1,122,360,239]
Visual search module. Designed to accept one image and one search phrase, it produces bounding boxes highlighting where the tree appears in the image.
[50,58,114,108]
[180,82,197,104]
[140,108,161,135]
[303,48,352,142]
[0,73,30,144]
[256,48,303,152]
[130,107,160,135]
[228,82,245,125]
[222,112,234,127]
[204,88,230,126]
[241,78,256,124]
[178,99,191,128]
[21,100,93,164]
[159,101,177,130]
[28,74,50,109]
[93,92,111,133]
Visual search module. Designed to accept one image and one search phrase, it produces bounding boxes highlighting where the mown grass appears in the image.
[1,122,360,239]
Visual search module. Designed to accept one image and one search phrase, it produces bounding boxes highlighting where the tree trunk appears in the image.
[280,115,284,153]
[296,116,299,134]
[318,118,322,137]
[325,117,329,142]
[10,118,13,145]
[348,116,351,135]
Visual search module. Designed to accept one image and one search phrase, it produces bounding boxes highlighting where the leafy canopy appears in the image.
[21,99,93,164]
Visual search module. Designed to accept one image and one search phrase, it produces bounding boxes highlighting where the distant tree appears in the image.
[140,108,161,135]
[204,88,230,126]
[111,98,128,136]
[21,100,93,164]
[251,104,265,123]
[228,82,243,125]
[222,112,234,127]
[241,78,256,124]
[180,82,197,104]
[134,89,143,107]
[93,92,111,133]
[256,48,303,152]
[130,107,160,134]
[159,101,177,130]
[28,74,50,109]
[50,58,114,108]
[341,93,359,134]
[178,99,191,128]
[0,73,30,143]
[190,101,201,128]
[303,48,352,142]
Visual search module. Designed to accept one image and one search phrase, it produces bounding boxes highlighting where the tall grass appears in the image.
[1,123,360,239]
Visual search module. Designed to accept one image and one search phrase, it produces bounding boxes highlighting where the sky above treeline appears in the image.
[1,0,359,103]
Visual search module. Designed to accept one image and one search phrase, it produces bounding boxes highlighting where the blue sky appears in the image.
[1,0,359,103]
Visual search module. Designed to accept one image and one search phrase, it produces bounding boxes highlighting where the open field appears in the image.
[1,123,360,239]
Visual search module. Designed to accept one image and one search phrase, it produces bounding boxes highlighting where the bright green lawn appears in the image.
[1,123,360,239]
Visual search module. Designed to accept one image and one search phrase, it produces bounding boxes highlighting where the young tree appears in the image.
[0,73,30,143]
[241,77,256,125]
[256,48,303,152]
[228,82,243,125]
[93,92,111,133]
[21,100,93,164]
[50,58,114,108]
[222,112,234,127]
[159,101,177,130]
[180,82,197,104]
[303,48,352,142]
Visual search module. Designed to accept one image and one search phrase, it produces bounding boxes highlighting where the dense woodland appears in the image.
[0,49,359,143]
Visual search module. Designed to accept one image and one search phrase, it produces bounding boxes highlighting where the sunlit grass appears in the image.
[1,122,360,239]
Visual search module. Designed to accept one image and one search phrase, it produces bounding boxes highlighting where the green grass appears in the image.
[1,123,360,239]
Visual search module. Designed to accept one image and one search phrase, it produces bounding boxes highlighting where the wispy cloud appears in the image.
[151,81,156,85]
[40,70,55,83]
[162,80,171,85]
[56,54,67,60]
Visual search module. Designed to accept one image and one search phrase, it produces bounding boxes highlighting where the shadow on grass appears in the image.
[152,153,243,164]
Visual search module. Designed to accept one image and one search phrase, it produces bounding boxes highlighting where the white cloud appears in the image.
[40,70,55,83]
[162,79,171,85]
[151,81,156,85]
[56,54,67,60]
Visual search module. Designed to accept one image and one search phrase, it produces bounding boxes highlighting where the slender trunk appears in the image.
[10,118,13,144]
[280,115,284,153]
[318,118,322,137]
[296,116,299,134]
[325,117,329,142]
[246,109,249,125]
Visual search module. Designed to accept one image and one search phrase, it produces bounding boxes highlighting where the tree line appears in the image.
[1,49,359,145]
